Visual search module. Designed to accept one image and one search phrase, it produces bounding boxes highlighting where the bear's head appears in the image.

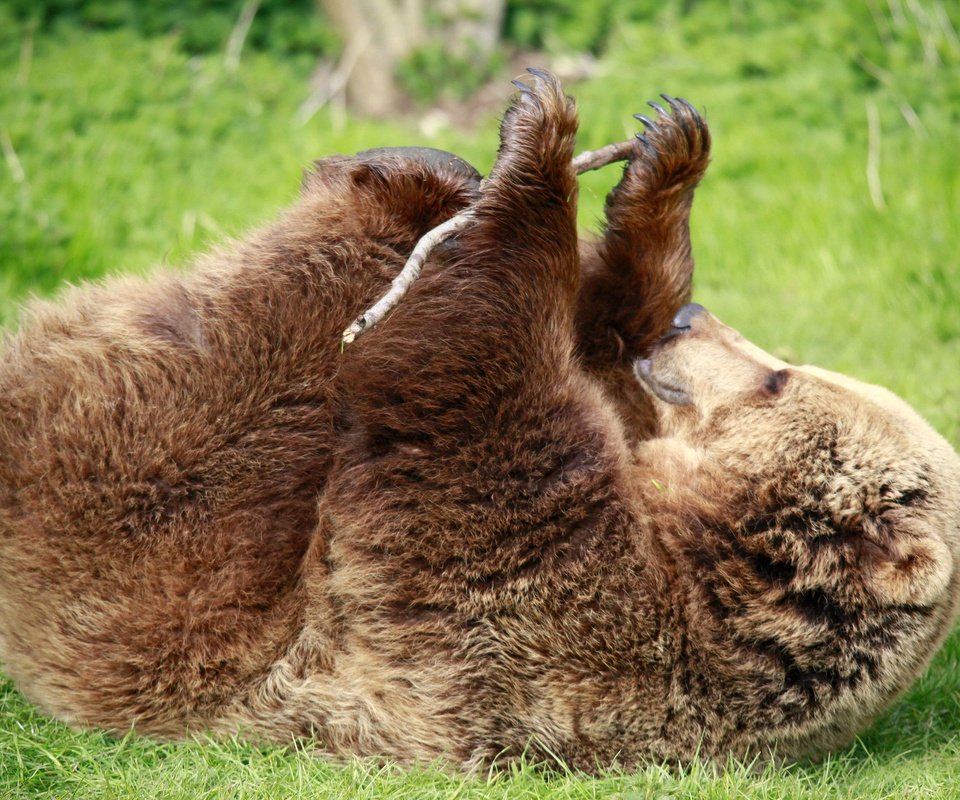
[633,303,960,753]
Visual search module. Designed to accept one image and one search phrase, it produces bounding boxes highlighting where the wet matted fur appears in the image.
[1,72,958,772]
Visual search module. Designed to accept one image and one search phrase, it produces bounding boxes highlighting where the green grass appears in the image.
[2,1,960,797]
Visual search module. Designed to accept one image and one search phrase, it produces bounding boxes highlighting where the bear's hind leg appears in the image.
[330,71,597,570]
[341,69,582,432]
[581,96,710,358]
[292,74,607,761]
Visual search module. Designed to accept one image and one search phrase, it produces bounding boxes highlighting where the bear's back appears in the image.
[0,235,347,731]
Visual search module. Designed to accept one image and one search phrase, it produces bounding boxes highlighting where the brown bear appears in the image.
[1,70,958,772]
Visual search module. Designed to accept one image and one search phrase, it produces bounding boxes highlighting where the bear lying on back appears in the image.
[1,71,958,772]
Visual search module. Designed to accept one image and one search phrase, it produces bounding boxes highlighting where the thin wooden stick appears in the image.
[341,137,635,345]
[341,210,477,344]
[571,139,635,174]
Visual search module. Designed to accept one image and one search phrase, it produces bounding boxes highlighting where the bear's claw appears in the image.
[525,66,554,82]
[512,68,562,109]
[633,114,658,131]
[634,133,657,156]
[511,79,536,103]
[647,100,670,118]
[662,94,695,117]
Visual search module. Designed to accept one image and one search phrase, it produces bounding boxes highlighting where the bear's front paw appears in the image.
[617,95,711,205]
[487,68,578,197]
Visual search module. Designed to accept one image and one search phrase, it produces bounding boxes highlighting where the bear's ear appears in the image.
[859,520,952,606]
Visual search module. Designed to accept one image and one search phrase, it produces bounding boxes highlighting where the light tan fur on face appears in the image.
[636,307,960,758]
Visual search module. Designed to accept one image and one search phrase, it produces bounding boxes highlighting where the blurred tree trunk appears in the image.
[316,0,504,117]
[435,0,504,55]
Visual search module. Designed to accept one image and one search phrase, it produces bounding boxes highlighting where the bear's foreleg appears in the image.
[576,97,711,364]
[573,96,711,439]
[338,70,581,441]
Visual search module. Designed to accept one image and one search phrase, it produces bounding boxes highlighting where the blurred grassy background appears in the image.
[1,1,959,797]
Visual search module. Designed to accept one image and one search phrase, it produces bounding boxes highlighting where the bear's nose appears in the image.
[671,303,706,331]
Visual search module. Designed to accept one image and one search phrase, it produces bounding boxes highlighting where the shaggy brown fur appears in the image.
[1,71,959,772]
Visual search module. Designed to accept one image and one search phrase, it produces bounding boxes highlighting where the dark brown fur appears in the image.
[1,72,958,772]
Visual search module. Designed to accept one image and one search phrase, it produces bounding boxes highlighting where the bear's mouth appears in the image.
[633,358,692,406]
